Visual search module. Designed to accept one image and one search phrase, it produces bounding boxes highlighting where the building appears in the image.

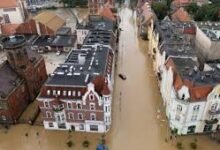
[31,35,76,52]
[0,0,26,24]
[15,11,65,35]
[0,35,47,124]
[76,15,115,46]
[195,22,220,61]
[136,2,156,39]
[37,29,116,132]
[147,18,220,135]
[161,57,220,135]
[88,0,114,14]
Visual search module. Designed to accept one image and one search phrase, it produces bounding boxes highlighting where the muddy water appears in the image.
[106,8,220,150]
[0,7,219,150]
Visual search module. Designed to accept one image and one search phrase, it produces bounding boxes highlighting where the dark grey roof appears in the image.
[56,27,71,35]
[33,36,53,46]
[0,62,23,100]
[83,30,114,46]
[77,15,114,31]
[51,35,75,47]
[33,35,75,47]
[45,45,112,86]
[171,57,220,86]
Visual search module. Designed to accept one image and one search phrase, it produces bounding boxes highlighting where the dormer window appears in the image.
[181,94,185,100]
[89,94,94,101]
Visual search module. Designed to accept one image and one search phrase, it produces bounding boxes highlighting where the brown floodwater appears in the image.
[0,7,219,150]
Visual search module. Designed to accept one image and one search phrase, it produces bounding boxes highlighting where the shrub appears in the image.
[190,142,197,150]
[82,140,90,148]
[66,140,74,148]
[176,142,183,149]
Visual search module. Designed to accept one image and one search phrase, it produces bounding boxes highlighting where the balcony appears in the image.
[205,118,219,125]
[208,109,220,115]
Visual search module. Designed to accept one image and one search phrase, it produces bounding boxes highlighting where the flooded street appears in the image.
[106,7,220,150]
[0,6,220,150]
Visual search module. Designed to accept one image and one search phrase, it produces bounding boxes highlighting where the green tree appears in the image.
[185,3,199,14]
[152,2,168,20]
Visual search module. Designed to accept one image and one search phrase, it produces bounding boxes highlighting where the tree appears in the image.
[152,2,168,20]
[185,3,199,14]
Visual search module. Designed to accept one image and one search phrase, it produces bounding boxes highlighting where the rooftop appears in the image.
[45,45,113,86]
[56,27,71,35]
[33,11,65,32]
[0,0,17,8]
[77,15,114,31]
[83,30,114,46]
[0,62,23,100]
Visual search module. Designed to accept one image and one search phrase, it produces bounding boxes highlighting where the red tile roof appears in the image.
[102,84,111,95]
[1,23,19,35]
[98,7,116,22]
[0,0,18,8]
[171,7,191,22]
[165,58,213,102]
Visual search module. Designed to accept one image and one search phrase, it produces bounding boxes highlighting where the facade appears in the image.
[16,11,65,35]
[76,15,115,46]
[31,35,76,52]
[37,29,116,133]
[88,0,114,14]
[0,35,47,124]
[0,0,26,24]
[195,22,220,60]
[136,2,156,39]
[147,18,220,135]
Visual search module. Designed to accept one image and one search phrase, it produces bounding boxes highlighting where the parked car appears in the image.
[118,74,127,80]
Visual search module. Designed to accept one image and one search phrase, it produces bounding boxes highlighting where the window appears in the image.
[1,115,6,120]
[68,91,71,96]
[67,102,72,109]
[89,94,94,101]
[72,91,76,96]
[177,105,182,112]
[193,105,200,111]
[78,113,83,120]
[46,111,52,118]
[90,104,95,110]
[175,115,180,121]
[68,113,74,119]
[3,8,16,12]
[181,94,185,100]
[90,113,96,120]
[63,91,67,96]
[3,14,10,23]
[77,103,82,109]
[44,101,49,108]
[90,125,98,131]
[105,106,108,112]
[191,115,198,121]
[53,90,56,96]
[49,122,54,127]
[211,103,218,111]
[78,91,81,97]
[47,90,51,95]
[57,90,61,96]
[79,124,84,130]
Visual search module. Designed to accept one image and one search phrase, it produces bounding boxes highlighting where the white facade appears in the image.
[76,29,90,45]
[0,2,25,24]
[161,65,220,135]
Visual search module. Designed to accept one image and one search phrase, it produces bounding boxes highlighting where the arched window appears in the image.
[89,94,94,101]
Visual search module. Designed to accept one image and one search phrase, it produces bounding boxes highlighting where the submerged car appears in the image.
[118,74,127,80]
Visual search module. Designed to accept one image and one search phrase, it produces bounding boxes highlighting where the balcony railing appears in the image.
[208,109,220,115]
[205,118,219,124]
